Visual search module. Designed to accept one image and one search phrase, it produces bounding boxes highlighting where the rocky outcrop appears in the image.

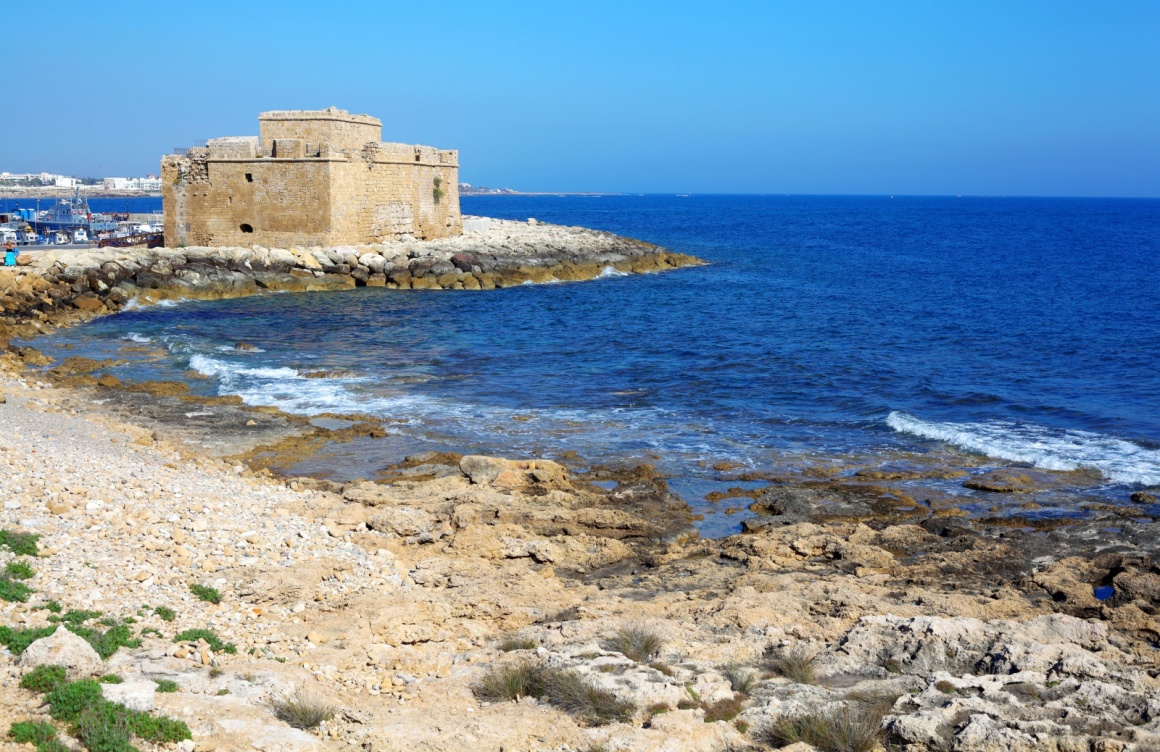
[20,627,103,675]
[0,217,703,340]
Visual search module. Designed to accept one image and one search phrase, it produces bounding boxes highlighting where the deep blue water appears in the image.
[30,195,1160,534]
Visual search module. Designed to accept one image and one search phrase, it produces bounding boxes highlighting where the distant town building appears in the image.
[162,107,461,247]
[0,172,79,187]
[102,176,162,191]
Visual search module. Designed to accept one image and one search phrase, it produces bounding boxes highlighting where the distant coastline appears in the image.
[0,186,161,199]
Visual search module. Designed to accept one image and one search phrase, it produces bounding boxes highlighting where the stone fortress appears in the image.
[162,107,461,248]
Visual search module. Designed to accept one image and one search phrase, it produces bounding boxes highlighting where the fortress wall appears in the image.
[164,154,336,247]
[328,156,460,242]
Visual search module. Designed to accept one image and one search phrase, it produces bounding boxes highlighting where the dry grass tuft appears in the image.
[758,704,885,752]
[611,624,665,663]
[722,662,759,694]
[266,690,336,730]
[498,634,539,652]
[472,661,634,726]
[764,644,818,684]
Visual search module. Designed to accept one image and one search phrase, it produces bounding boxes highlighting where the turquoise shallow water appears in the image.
[28,195,1160,535]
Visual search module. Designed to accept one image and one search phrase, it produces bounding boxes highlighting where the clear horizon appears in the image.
[2,0,1158,197]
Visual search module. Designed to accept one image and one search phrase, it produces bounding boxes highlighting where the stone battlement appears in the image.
[163,108,460,248]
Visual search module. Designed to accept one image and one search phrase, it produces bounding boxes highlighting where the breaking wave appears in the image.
[886,411,1160,486]
[597,265,630,278]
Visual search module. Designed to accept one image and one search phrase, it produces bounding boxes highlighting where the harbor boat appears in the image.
[29,188,118,236]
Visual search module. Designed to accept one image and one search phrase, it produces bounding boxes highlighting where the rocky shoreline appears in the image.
[1,221,1159,752]
[0,217,700,343]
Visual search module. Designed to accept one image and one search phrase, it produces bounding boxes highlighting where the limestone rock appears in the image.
[101,679,157,711]
[20,627,102,675]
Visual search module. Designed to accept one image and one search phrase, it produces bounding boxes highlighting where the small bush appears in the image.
[155,679,179,693]
[21,665,68,693]
[472,661,633,726]
[173,628,237,654]
[758,704,885,752]
[69,623,141,660]
[884,658,902,674]
[722,662,758,694]
[764,644,817,684]
[45,678,192,746]
[267,690,335,730]
[646,702,671,716]
[611,624,665,663]
[153,605,176,621]
[208,667,223,678]
[0,574,33,602]
[0,529,40,556]
[141,627,162,638]
[543,666,635,726]
[43,600,62,613]
[52,609,102,627]
[0,625,57,654]
[5,561,35,580]
[8,720,58,744]
[649,661,675,677]
[703,695,745,723]
[935,679,957,695]
[473,661,544,701]
[499,634,538,652]
[190,584,221,604]
[99,674,124,684]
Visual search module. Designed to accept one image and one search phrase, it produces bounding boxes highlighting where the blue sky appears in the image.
[4,1,1159,195]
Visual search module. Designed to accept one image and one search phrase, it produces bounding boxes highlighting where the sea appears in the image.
[27,195,1160,536]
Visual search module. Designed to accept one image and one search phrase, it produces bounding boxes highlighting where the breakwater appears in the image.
[0,216,701,341]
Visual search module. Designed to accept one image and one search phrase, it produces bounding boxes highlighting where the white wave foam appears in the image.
[598,265,629,278]
[886,411,1160,486]
[121,299,140,311]
[156,299,180,308]
[188,354,299,381]
[124,332,152,343]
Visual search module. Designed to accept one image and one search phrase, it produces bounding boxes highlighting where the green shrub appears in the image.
[267,690,335,730]
[140,627,162,638]
[45,679,104,723]
[43,600,62,613]
[69,623,141,660]
[189,584,221,604]
[758,704,885,752]
[8,720,58,745]
[51,609,101,627]
[764,644,818,684]
[45,678,192,747]
[21,665,67,693]
[153,605,176,622]
[0,574,33,602]
[611,624,665,663]
[0,529,40,556]
[99,674,124,684]
[0,625,57,654]
[173,628,237,654]
[155,679,178,693]
[5,561,35,579]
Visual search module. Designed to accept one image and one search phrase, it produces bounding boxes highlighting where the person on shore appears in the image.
[3,241,17,267]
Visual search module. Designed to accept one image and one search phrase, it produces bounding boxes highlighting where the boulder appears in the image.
[20,627,102,675]
[102,680,157,711]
